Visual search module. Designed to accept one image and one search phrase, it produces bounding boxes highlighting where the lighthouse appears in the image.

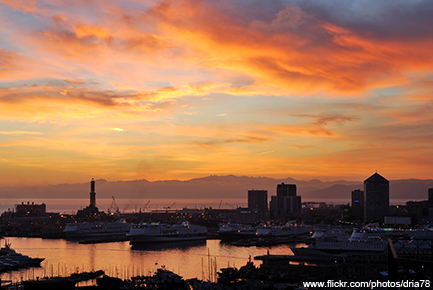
[90,178,96,208]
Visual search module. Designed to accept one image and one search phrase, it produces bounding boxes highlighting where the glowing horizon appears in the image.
[1,1,433,187]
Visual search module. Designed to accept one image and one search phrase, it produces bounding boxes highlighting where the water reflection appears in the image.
[131,240,206,251]
[0,237,294,283]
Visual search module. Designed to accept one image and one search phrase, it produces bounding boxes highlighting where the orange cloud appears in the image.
[136,1,433,95]
[1,1,433,185]
[2,0,433,97]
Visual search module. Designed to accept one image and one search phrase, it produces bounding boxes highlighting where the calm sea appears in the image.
[0,198,249,215]
[0,197,415,215]
[0,237,300,285]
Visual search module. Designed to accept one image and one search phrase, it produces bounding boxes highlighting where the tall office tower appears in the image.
[351,189,364,220]
[364,172,389,223]
[90,178,96,208]
[248,189,268,218]
[271,183,301,219]
[277,183,297,197]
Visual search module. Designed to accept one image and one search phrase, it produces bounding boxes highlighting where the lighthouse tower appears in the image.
[90,178,96,208]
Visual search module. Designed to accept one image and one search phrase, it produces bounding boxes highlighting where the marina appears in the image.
[0,237,301,285]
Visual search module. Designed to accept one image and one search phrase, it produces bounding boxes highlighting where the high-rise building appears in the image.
[270,183,301,219]
[277,183,297,197]
[364,172,389,223]
[248,189,268,218]
[351,189,364,220]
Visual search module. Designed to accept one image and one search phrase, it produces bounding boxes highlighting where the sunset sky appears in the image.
[1,0,433,187]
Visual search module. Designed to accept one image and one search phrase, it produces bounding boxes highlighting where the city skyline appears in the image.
[1,1,433,187]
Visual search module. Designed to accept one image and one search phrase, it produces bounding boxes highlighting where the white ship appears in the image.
[63,219,131,239]
[309,238,388,253]
[128,221,207,244]
[349,223,433,242]
[290,224,388,255]
[311,226,352,240]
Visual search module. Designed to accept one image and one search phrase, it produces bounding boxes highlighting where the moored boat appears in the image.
[0,241,44,272]
[63,219,131,240]
[128,221,207,245]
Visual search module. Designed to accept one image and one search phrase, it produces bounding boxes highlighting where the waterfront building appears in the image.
[351,189,364,220]
[270,183,301,220]
[15,202,46,217]
[364,172,389,223]
[404,188,433,225]
[248,189,268,219]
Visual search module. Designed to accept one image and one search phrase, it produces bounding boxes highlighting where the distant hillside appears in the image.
[0,175,431,202]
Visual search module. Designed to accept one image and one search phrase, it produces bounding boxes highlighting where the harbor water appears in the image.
[0,198,249,215]
[0,237,302,285]
[0,197,413,215]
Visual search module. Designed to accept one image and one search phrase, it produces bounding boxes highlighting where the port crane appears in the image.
[225,202,236,209]
[164,202,176,213]
[108,196,121,215]
[140,200,150,213]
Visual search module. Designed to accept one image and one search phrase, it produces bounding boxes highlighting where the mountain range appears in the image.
[1,175,432,203]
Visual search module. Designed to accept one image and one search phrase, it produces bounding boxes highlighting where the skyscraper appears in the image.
[351,189,364,220]
[364,172,389,223]
[248,189,268,219]
[270,183,301,219]
[277,183,297,197]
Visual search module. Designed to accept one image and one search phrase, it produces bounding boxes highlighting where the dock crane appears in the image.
[164,202,176,213]
[225,202,235,209]
[141,200,150,213]
[108,196,121,215]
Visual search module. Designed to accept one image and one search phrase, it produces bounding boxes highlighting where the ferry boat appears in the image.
[309,238,388,253]
[311,226,352,240]
[295,223,433,254]
[291,238,389,256]
[128,221,207,244]
[356,223,433,240]
[63,219,131,239]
